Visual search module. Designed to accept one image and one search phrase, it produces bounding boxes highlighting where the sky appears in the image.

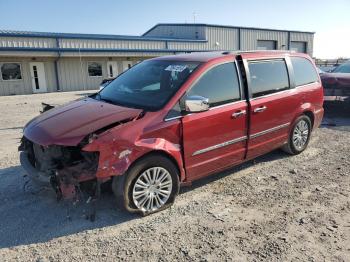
[0,0,349,59]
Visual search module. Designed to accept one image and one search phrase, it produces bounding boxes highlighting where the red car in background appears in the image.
[321,62,350,101]
[19,51,323,215]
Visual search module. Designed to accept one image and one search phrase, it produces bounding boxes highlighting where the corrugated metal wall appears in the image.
[0,25,315,95]
[59,39,166,50]
[206,26,239,50]
[240,29,289,51]
[0,37,56,48]
[144,25,206,40]
[57,58,142,91]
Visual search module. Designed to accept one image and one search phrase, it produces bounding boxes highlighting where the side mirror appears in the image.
[184,95,210,113]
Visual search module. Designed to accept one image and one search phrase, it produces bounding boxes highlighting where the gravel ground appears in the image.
[0,91,349,261]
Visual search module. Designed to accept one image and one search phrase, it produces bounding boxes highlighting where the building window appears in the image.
[88,62,102,77]
[1,63,22,80]
[257,40,277,50]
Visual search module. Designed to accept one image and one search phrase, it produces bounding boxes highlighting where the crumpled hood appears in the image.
[24,97,143,146]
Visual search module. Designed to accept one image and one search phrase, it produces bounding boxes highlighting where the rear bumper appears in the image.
[19,151,50,185]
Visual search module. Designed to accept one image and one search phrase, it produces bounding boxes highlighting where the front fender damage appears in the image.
[83,135,185,183]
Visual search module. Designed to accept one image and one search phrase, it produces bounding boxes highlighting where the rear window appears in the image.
[291,57,319,86]
[248,59,290,98]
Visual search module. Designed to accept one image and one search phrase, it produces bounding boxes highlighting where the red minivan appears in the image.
[19,51,324,215]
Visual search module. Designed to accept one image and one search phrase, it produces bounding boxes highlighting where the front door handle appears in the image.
[232,110,246,118]
[254,106,267,113]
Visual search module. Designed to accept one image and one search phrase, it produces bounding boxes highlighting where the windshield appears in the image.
[332,63,350,73]
[97,60,200,110]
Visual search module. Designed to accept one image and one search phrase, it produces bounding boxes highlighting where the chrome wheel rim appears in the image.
[292,120,309,150]
[132,167,172,212]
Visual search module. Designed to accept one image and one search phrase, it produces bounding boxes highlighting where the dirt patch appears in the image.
[0,92,349,261]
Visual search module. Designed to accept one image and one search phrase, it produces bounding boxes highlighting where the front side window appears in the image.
[291,57,319,86]
[248,59,289,98]
[332,63,350,73]
[186,62,240,107]
[1,63,22,80]
[88,62,102,77]
[98,60,200,111]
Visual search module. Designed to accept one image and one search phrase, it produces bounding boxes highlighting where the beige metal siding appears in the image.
[57,58,142,91]
[58,51,171,57]
[241,29,289,51]
[290,32,314,56]
[144,25,206,40]
[206,26,239,50]
[0,37,56,48]
[59,39,166,50]
[168,27,238,51]
[43,60,57,92]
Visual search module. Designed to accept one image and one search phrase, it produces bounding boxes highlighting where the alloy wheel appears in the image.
[132,167,173,212]
[292,119,309,150]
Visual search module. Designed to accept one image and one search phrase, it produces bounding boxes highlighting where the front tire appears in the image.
[282,115,312,155]
[112,154,180,216]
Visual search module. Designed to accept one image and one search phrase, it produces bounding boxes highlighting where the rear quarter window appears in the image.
[291,57,319,86]
[248,59,290,98]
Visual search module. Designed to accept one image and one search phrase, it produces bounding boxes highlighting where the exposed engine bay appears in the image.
[19,135,99,200]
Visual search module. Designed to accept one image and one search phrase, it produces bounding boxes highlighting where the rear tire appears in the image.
[282,115,312,155]
[112,154,180,216]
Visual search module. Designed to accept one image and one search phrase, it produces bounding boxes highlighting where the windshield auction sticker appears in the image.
[165,65,187,72]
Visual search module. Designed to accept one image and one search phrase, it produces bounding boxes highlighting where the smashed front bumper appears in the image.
[19,136,99,199]
[20,151,51,185]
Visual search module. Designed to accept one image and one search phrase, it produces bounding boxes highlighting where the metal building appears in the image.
[0,23,314,96]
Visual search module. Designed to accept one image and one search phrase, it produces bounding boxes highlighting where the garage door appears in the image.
[257,40,277,50]
[290,41,307,53]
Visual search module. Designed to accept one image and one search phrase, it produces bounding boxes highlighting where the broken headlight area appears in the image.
[19,136,99,200]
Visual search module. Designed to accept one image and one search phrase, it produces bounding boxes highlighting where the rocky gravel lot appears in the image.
[0,91,349,261]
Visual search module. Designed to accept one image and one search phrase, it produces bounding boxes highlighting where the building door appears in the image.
[122,61,133,72]
[290,41,307,53]
[257,40,277,50]
[107,61,118,78]
[29,62,47,93]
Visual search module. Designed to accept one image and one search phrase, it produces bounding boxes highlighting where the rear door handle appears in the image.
[232,110,246,118]
[254,106,267,113]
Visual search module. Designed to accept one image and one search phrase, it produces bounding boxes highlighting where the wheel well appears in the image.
[131,150,181,177]
[303,111,314,129]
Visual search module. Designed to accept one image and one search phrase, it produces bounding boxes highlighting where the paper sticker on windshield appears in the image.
[165,65,187,72]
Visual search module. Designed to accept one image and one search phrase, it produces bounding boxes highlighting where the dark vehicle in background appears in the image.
[321,61,350,101]
[99,77,116,90]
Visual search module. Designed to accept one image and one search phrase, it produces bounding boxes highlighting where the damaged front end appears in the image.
[19,136,99,200]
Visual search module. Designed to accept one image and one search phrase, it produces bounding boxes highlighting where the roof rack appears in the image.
[238,50,296,54]
[220,50,296,56]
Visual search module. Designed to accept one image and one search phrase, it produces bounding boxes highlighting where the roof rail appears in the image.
[238,50,296,54]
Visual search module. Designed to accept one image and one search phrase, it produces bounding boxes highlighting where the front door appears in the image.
[182,62,248,180]
[107,61,118,78]
[29,62,47,93]
[243,56,298,159]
